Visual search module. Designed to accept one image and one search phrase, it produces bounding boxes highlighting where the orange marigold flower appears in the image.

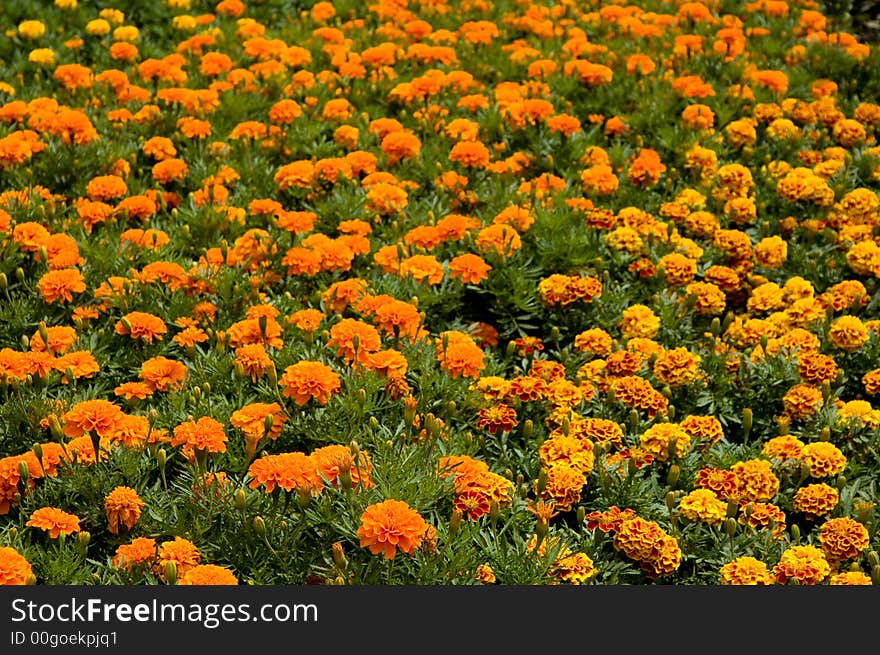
[171,416,228,455]
[828,315,869,351]
[26,506,80,539]
[104,486,145,535]
[115,311,167,344]
[86,175,127,201]
[112,537,158,571]
[357,499,429,559]
[792,483,839,519]
[179,564,238,585]
[139,356,187,392]
[114,381,153,401]
[818,517,870,562]
[230,402,286,455]
[279,360,342,406]
[61,399,124,439]
[37,268,86,304]
[311,444,375,490]
[474,223,522,257]
[157,537,200,578]
[247,452,323,494]
[0,547,33,585]
[327,318,381,364]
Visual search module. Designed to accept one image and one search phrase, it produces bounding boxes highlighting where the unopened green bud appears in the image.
[790,523,800,543]
[17,460,29,484]
[666,490,677,514]
[819,426,830,442]
[867,551,879,569]
[724,517,737,538]
[15,267,25,283]
[576,506,585,524]
[76,531,90,556]
[667,464,680,488]
[267,361,277,386]
[742,408,753,439]
[628,409,639,433]
[836,475,847,490]
[522,418,534,439]
[726,500,739,519]
[234,488,247,512]
[369,416,379,430]
[332,542,347,571]
[535,468,549,495]
[253,515,267,537]
[0,272,7,291]
[449,509,462,536]
[164,561,177,585]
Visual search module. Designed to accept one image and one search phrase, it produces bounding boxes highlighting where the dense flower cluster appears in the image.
[0,0,877,588]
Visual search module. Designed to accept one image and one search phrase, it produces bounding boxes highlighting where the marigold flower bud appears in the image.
[164,561,178,585]
[234,488,247,512]
[836,475,847,490]
[868,551,879,568]
[15,267,25,283]
[790,523,800,543]
[253,516,267,537]
[742,407,753,439]
[819,426,830,442]
[449,509,462,536]
[157,448,167,470]
[17,460,29,484]
[0,272,6,291]
[666,491,677,514]
[523,418,534,439]
[332,542,347,570]
[726,499,739,519]
[535,468,549,495]
[667,464,681,488]
[724,517,737,538]
[76,530,90,556]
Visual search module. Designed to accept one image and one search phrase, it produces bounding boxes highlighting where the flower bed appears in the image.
[0,0,879,586]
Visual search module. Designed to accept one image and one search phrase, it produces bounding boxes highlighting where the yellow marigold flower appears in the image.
[720,556,774,585]
[18,20,46,39]
[653,347,701,387]
[800,442,846,478]
[619,304,659,339]
[828,315,869,351]
[731,459,779,502]
[639,423,690,462]
[678,488,726,526]
[792,483,838,519]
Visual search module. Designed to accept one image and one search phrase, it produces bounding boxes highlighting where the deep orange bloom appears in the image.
[157,537,201,578]
[139,356,187,392]
[247,452,323,494]
[115,312,168,344]
[171,416,228,455]
[112,537,158,571]
[279,361,342,406]
[61,399,124,439]
[0,547,33,585]
[26,507,81,539]
[104,486,145,535]
[37,269,86,304]
[179,564,238,585]
[311,444,375,490]
[357,499,429,559]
